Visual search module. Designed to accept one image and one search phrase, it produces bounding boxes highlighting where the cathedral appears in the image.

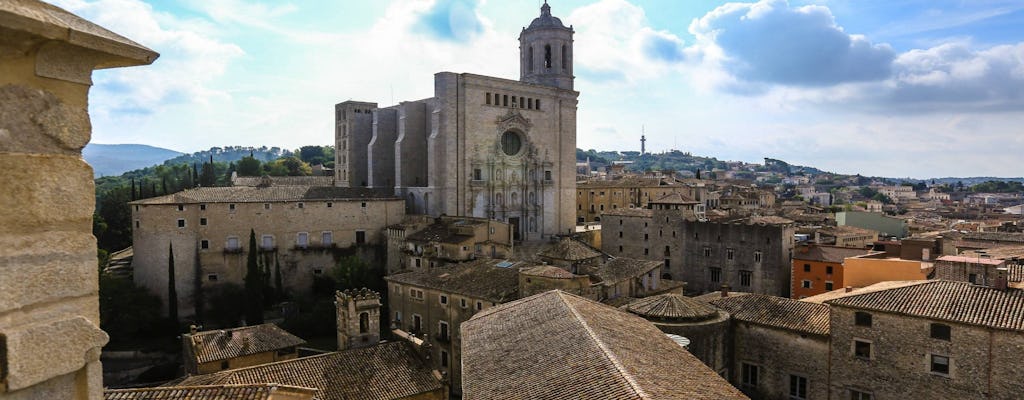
[334,2,579,242]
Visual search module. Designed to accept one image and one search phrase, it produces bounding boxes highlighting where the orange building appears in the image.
[791,245,873,299]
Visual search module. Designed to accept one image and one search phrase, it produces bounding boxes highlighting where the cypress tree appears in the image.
[168,242,178,322]
[274,253,283,300]
[192,163,200,188]
[130,178,137,201]
[193,244,204,324]
[244,229,264,324]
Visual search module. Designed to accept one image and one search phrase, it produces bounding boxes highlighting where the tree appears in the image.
[99,274,162,344]
[274,253,284,300]
[193,245,204,324]
[200,156,217,187]
[244,229,264,325]
[237,153,262,176]
[168,242,178,323]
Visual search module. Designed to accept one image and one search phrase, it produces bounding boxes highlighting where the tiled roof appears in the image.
[746,216,795,225]
[521,265,577,279]
[792,246,874,263]
[625,293,719,322]
[130,186,397,205]
[105,384,316,400]
[650,192,699,205]
[232,176,335,187]
[537,238,602,261]
[826,280,1024,332]
[935,255,1005,266]
[963,232,1024,243]
[710,294,830,336]
[603,208,654,218]
[586,257,662,286]
[461,291,748,400]
[177,342,443,400]
[799,281,929,304]
[405,222,472,244]
[961,245,1024,260]
[692,290,751,302]
[187,324,306,364]
[577,177,677,188]
[384,258,519,303]
[817,225,878,237]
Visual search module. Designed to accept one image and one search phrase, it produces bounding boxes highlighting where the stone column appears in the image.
[0,1,157,399]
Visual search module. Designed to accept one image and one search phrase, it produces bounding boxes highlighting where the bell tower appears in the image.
[336,288,381,351]
[520,1,574,90]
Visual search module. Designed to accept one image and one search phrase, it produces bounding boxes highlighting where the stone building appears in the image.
[518,265,593,298]
[0,2,156,398]
[583,257,666,300]
[335,2,579,242]
[536,236,604,274]
[709,294,831,400]
[825,280,1024,399]
[181,323,305,375]
[622,293,731,375]
[575,176,708,223]
[460,290,749,400]
[384,258,521,395]
[335,288,381,351]
[388,216,513,274]
[602,208,796,297]
[129,185,404,319]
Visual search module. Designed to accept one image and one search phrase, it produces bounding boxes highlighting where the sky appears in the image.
[56,0,1024,178]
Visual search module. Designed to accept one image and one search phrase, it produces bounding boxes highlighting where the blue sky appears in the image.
[56,0,1024,178]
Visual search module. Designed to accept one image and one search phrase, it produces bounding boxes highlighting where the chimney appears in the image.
[845,286,853,293]
[720,284,731,298]
[995,267,1009,291]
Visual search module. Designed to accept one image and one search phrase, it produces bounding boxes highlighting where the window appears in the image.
[854,339,872,359]
[313,268,323,275]
[803,263,811,272]
[359,312,369,333]
[297,202,304,209]
[854,312,872,327]
[473,168,482,180]
[461,298,467,308]
[439,321,449,340]
[413,314,422,332]
[177,204,184,211]
[441,350,449,368]
[322,231,333,246]
[740,271,752,287]
[825,281,834,291]
[931,323,951,340]
[207,274,218,282]
[644,233,649,241]
[826,266,834,274]
[221,361,229,370]
[930,354,950,375]
[754,251,762,263]
[229,203,236,211]
[135,220,139,228]
[297,232,308,248]
[644,248,649,255]
[200,240,209,250]
[177,219,185,228]
[264,203,271,210]
[200,204,206,211]
[789,375,808,400]
[726,248,735,260]
[327,202,333,208]
[664,246,670,257]
[356,231,366,244]
[535,99,541,109]
[261,235,274,249]
[741,363,759,387]
[704,247,711,257]
[486,92,491,105]
[440,295,448,305]
[361,202,367,208]
[801,280,812,289]
[544,44,552,68]
[710,267,722,283]
[476,301,483,311]
[503,94,508,106]
[849,389,873,400]
[200,217,207,226]
[226,236,240,250]
[395,311,402,323]
[544,170,552,181]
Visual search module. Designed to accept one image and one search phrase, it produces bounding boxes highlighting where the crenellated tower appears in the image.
[336,288,382,350]
[519,1,574,90]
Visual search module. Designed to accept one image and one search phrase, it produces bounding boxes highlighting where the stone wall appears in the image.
[0,2,156,398]
[731,323,829,400]
[368,108,397,188]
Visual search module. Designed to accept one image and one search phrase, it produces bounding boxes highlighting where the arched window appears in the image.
[501,131,522,156]
[511,192,519,206]
[359,312,369,333]
[528,46,534,72]
[544,44,552,68]
[529,191,536,205]
[561,44,567,70]
[495,192,503,205]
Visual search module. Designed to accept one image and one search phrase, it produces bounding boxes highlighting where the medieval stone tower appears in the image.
[520,1,574,90]
[334,2,579,241]
[336,288,381,351]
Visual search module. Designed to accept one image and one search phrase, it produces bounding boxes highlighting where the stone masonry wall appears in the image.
[731,323,829,400]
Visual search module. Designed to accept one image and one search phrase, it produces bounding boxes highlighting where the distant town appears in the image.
[4,1,1024,400]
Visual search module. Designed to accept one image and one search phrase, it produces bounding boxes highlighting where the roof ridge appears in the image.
[557,291,649,399]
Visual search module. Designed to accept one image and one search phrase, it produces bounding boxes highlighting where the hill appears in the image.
[84,144,183,177]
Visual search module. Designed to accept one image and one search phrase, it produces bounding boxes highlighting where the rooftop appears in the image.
[649,192,699,205]
[232,175,335,187]
[105,384,316,400]
[177,342,442,400]
[384,258,520,303]
[405,222,472,245]
[521,265,578,279]
[461,290,747,400]
[826,280,1024,331]
[586,257,662,286]
[186,324,306,364]
[624,293,719,322]
[537,238,602,261]
[710,294,830,337]
[792,245,874,263]
[130,186,397,205]
[602,208,654,218]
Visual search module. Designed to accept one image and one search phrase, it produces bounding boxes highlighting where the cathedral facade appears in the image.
[335,2,579,241]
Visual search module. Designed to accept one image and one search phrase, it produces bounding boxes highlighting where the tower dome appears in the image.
[519,1,574,90]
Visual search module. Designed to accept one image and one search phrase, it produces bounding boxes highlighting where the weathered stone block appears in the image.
[0,153,94,233]
[0,83,90,154]
[0,231,97,314]
[2,316,108,391]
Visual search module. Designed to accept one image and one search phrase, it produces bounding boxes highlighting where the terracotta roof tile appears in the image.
[187,324,306,364]
[177,342,442,400]
[625,293,719,321]
[586,257,662,285]
[650,192,699,204]
[826,280,1024,332]
[710,294,830,336]
[462,291,748,400]
[105,384,316,400]
[130,186,397,205]
[384,258,519,303]
[521,265,577,279]
[232,176,335,187]
[537,238,602,261]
